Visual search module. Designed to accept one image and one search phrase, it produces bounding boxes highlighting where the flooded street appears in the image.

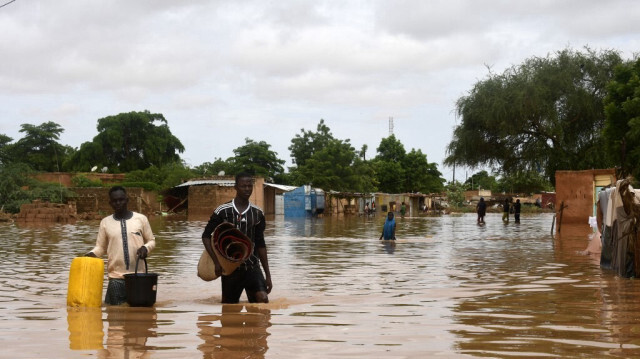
[2,213,640,358]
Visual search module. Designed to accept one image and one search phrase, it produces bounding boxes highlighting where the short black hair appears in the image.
[235,172,253,183]
[109,185,127,196]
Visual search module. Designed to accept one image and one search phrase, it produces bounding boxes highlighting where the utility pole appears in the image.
[389,117,394,136]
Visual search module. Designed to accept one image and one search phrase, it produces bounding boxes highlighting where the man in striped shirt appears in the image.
[201,172,272,303]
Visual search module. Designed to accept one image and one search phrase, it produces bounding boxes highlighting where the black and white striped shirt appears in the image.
[202,199,266,266]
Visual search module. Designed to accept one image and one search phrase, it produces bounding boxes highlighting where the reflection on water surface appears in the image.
[1,213,640,358]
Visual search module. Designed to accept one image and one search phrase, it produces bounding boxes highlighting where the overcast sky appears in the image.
[1,0,638,181]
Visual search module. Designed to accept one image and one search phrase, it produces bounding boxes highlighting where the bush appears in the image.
[71,175,103,187]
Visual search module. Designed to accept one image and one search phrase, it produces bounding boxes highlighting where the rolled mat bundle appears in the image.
[198,222,254,281]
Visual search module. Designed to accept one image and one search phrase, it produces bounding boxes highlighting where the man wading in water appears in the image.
[86,186,156,305]
[201,172,273,303]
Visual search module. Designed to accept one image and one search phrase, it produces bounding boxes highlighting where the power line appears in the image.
[0,0,16,9]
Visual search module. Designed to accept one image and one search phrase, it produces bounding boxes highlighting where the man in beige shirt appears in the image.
[86,186,156,305]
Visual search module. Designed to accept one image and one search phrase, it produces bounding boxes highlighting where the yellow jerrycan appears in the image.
[67,257,104,307]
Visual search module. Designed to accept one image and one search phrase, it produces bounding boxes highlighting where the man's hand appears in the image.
[265,276,273,294]
[214,263,223,277]
[137,246,148,259]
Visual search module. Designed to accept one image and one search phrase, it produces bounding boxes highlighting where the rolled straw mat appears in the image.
[197,222,254,281]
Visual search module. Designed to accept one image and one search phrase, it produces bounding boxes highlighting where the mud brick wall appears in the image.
[555,169,615,225]
[188,178,265,218]
[33,172,126,187]
[70,187,157,215]
[16,200,76,223]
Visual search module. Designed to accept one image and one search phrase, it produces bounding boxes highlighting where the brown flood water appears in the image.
[1,213,640,358]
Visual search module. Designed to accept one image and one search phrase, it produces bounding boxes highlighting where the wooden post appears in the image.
[557,200,568,233]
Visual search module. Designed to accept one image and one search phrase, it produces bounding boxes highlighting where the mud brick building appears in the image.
[554,168,616,226]
[15,200,76,223]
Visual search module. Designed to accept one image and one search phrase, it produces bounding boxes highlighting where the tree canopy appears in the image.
[9,122,72,172]
[603,57,640,179]
[288,119,333,167]
[66,111,185,172]
[296,138,376,192]
[445,48,623,184]
[374,135,444,193]
[225,138,285,181]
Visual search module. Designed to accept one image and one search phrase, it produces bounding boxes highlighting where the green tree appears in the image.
[226,138,285,181]
[603,57,640,179]
[373,135,407,193]
[10,122,72,172]
[193,158,229,177]
[374,160,404,193]
[445,181,466,208]
[374,135,444,193]
[297,139,375,192]
[0,163,74,213]
[464,170,498,191]
[495,170,554,194]
[125,162,196,191]
[0,134,12,165]
[445,48,622,184]
[376,134,406,162]
[403,149,445,193]
[66,111,185,172]
[288,119,334,167]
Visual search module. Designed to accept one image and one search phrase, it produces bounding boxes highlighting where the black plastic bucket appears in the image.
[123,257,158,307]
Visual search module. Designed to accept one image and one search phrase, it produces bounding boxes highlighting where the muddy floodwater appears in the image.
[2,213,640,358]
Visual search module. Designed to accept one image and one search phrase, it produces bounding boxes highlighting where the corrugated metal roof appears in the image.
[175,179,235,188]
[175,180,297,191]
[264,183,298,192]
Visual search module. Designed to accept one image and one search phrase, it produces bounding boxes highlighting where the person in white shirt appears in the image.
[86,186,156,305]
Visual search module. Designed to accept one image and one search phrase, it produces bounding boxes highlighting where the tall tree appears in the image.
[445,48,622,184]
[403,149,445,193]
[0,134,13,165]
[126,162,196,190]
[66,111,185,172]
[464,170,498,191]
[193,158,229,177]
[10,122,72,172]
[373,135,406,193]
[603,57,640,179]
[374,135,444,193]
[496,170,554,194]
[297,138,375,192]
[288,119,334,167]
[226,138,285,181]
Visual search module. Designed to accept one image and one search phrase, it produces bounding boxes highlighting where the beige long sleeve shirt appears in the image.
[90,212,156,279]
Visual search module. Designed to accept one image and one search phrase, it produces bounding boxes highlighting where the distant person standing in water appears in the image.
[514,199,521,223]
[502,198,510,223]
[400,202,406,218]
[476,197,486,224]
[379,212,396,240]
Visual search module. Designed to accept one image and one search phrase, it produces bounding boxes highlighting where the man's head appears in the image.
[234,172,254,201]
[108,186,128,214]
[387,211,394,220]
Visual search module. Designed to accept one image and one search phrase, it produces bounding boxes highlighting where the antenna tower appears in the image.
[389,117,394,136]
